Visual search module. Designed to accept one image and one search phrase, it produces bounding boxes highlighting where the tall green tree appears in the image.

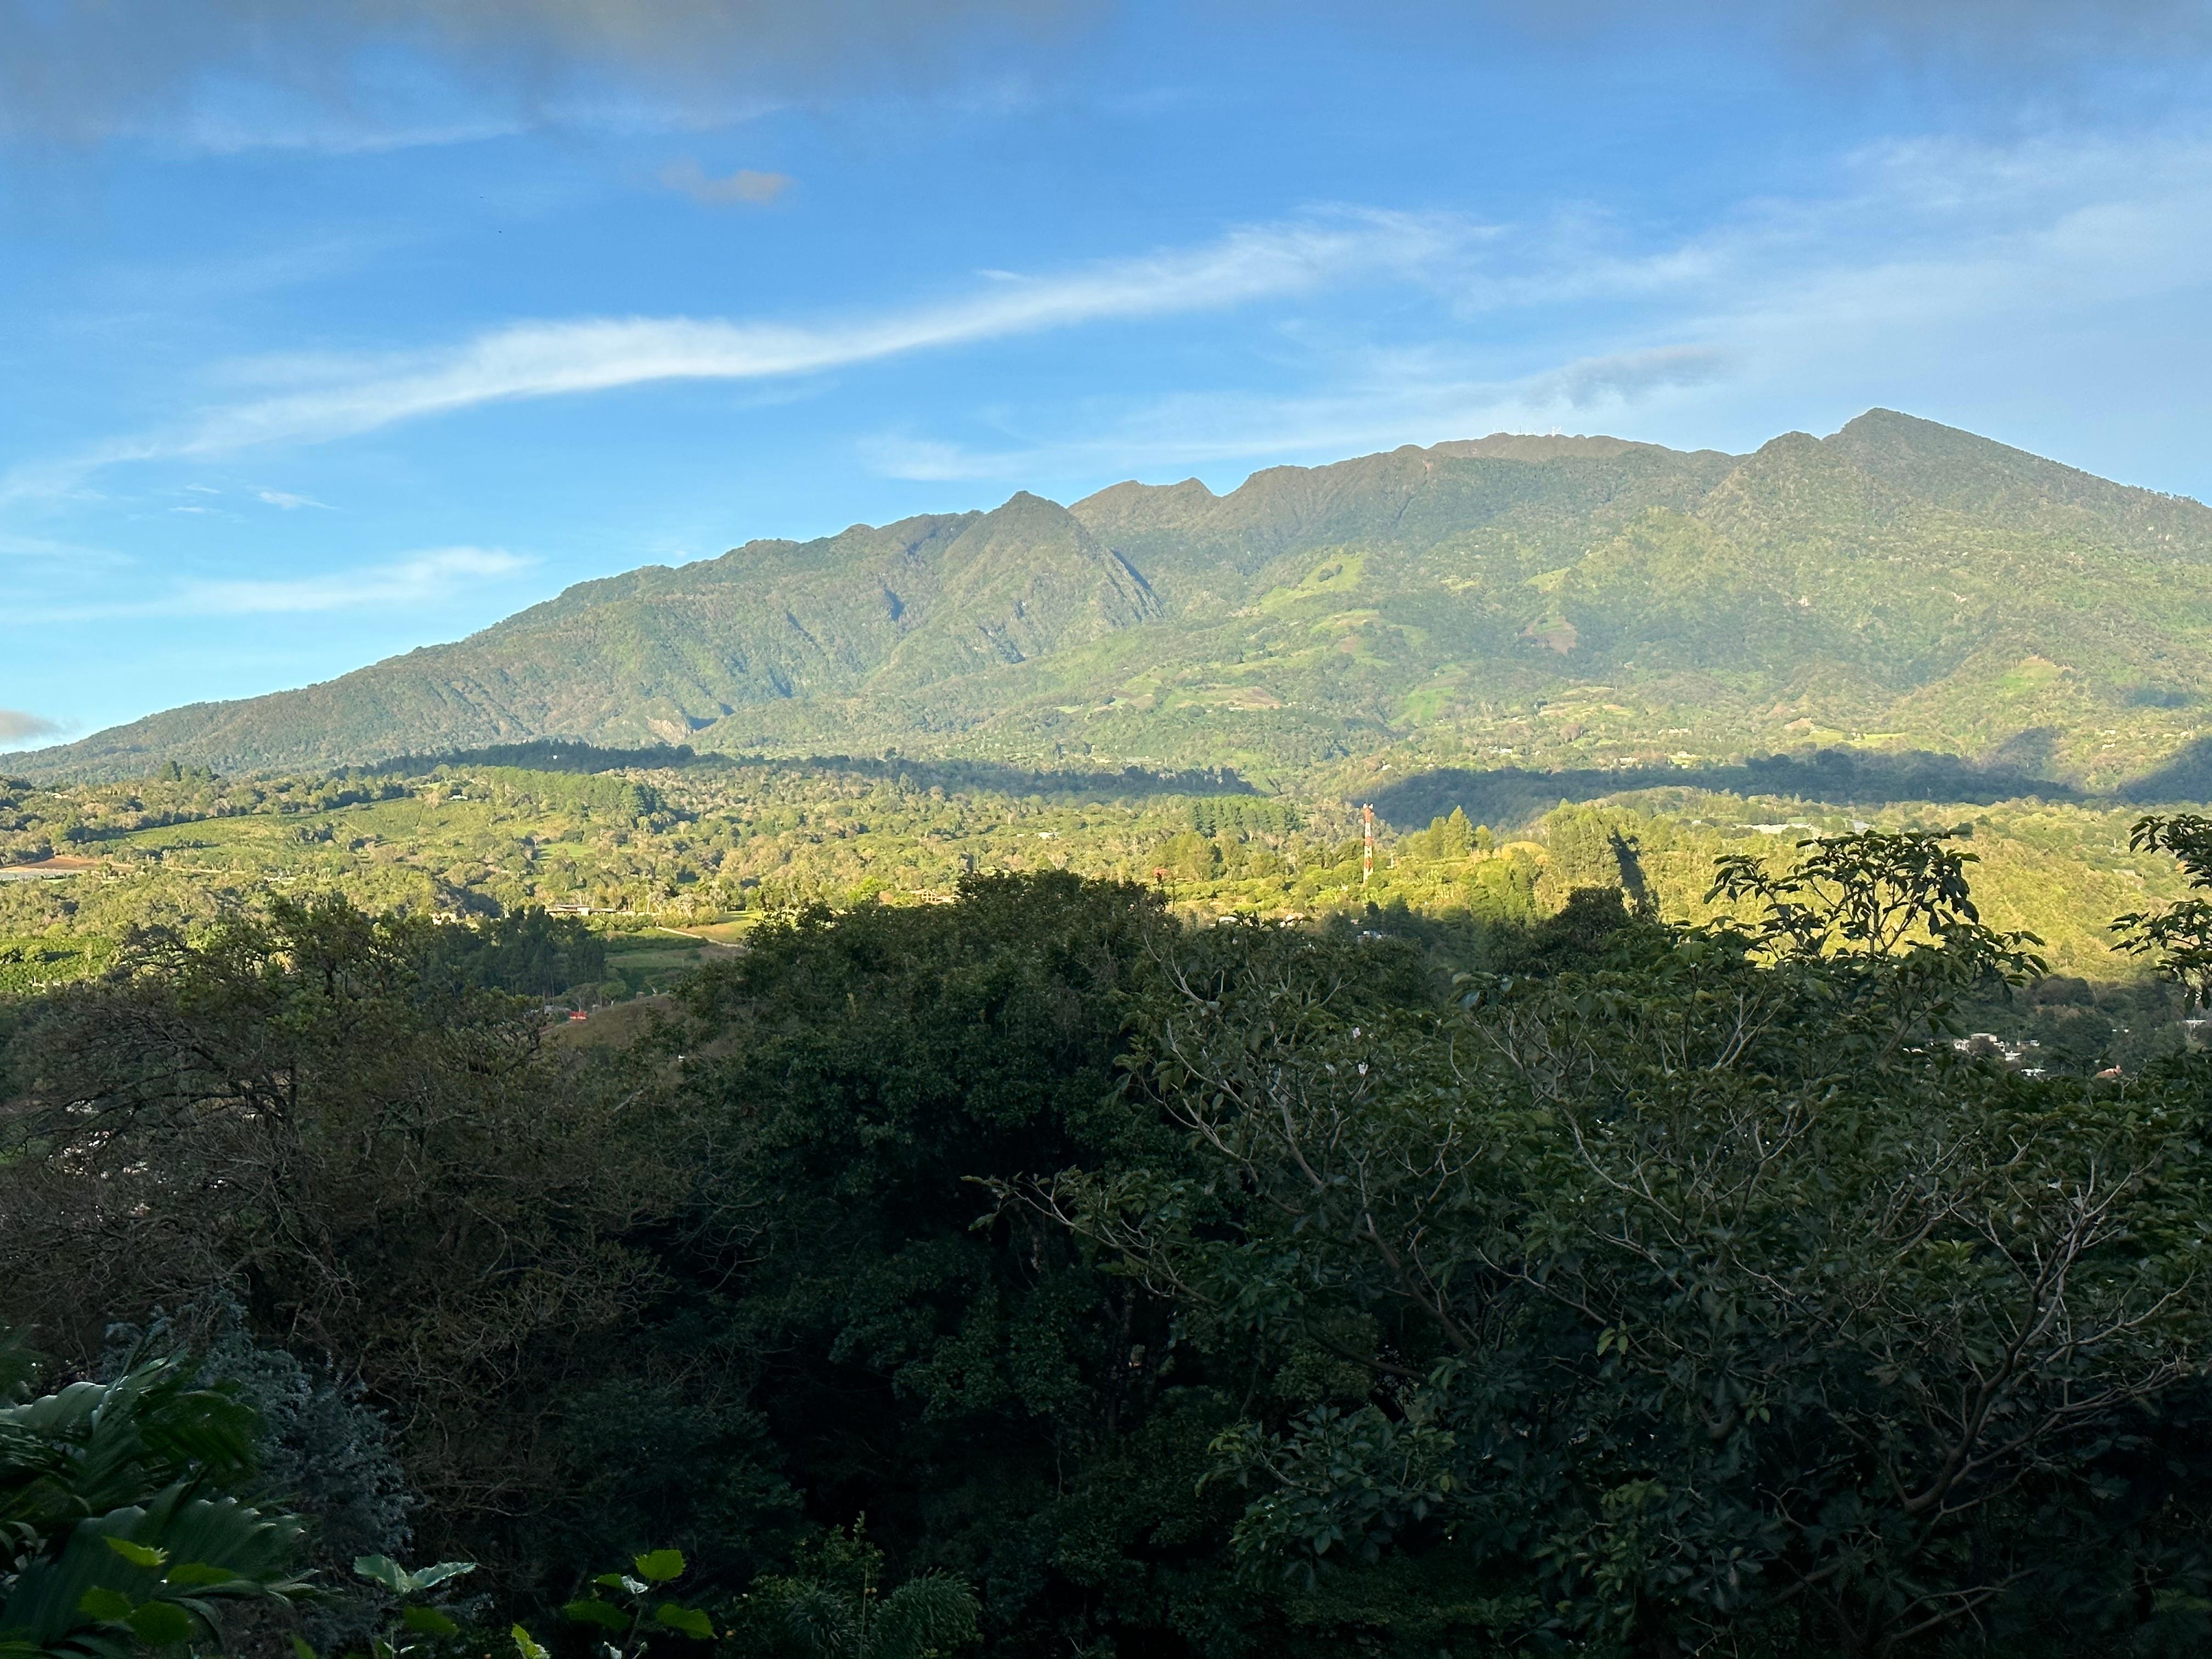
[1034,834,2212,1655]
[0,896,674,1545]
[642,873,1260,1652]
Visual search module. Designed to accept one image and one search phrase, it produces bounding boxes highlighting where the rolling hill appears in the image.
[19,410,2212,787]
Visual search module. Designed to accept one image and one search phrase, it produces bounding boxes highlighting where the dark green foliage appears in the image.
[294,1553,489,1659]
[534,1546,716,1659]
[638,873,1255,1650]
[0,895,675,1542]
[470,770,667,826]
[1371,747,2089,833]
[1395,807,1488,863]
[102,1300,415,1612]
[533,1379,799,1599]
[2115,812,2212,1001]
[732,1526,978,1659]
[1032,832,2212,1655]
[1150,830,1219,879]
[369,742,698,778]
[1182,798,1300,837]
[1474,881,1641,975]
[422,909,608,996]
[0,1357,310,1659]
[6,833,2212,1657]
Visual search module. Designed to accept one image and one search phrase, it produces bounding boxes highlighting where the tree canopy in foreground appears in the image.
[4,823,2211,1657]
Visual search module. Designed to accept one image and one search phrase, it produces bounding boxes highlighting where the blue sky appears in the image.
[6,0,2212,751]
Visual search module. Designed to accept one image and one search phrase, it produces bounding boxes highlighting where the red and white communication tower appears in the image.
[1362,803,1375,889]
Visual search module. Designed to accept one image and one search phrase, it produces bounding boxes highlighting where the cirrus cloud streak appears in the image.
[5,547,531,623]
[5,211,1480,496]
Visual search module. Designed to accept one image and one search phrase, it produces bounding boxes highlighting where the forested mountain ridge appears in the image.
[22,409,2212,784]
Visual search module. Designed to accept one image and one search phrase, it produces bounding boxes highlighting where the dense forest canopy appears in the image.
[6,556,2210,1653]
[5,804,2212,1657]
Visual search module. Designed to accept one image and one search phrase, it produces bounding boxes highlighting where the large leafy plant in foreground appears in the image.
[1,1356,308,1658]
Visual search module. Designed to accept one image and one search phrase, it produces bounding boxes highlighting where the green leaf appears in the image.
[103,1538,167,1571]
[77,1588,136,1622]
[164,1562,239,1588]
[653,1604,714,1640]
[594,1574,647,1595]
[511,1625,549,1659]
[562,1599,629,1630]
[355,1556,476,1597]
[633,1549,686,1584]
[403,1606,460,1637]
[291,1634,321,1659]
[408,1562,479,1592]
[126,1601,196,1646]
[355,1556,412,1593]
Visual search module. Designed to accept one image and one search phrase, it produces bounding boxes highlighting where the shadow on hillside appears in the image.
[2126,736,2212,803]
[366,740,699,776]
[370,739,1258,802]
[778,754,1259,801]
[1371,748,2091,831]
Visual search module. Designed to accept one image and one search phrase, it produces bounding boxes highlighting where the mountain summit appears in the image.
[21,411,2212,786]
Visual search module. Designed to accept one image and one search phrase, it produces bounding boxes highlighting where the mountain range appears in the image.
[19,409,2212,789]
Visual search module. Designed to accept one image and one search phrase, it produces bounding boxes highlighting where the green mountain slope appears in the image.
[21,410,2212,785]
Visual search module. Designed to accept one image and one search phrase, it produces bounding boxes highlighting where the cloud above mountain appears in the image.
[7,548,531,624]
[0,709,62,743]
[168,546,530,614]
[4,210,1472,492]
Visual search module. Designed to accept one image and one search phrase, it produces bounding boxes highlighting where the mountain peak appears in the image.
[1423,432,1677,462]
[1068,476,1220,539]
[1822,408,2208,523]
[18,414,2209,783]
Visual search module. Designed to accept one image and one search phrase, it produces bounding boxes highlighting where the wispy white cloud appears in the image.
[5,547,529,623]
[0,529,136,569]
[659,157,792,206]
[1,211,1480,499]
[181,111,518,155]
[18,125,2212,515]
[257,488,332,510]
[862,345,1729,480]
[170,546,528,614]
[865,124,2212,483]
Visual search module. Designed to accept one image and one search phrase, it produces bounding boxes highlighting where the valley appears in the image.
[4,737,2202,1068]
[8,411,2212,1651]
